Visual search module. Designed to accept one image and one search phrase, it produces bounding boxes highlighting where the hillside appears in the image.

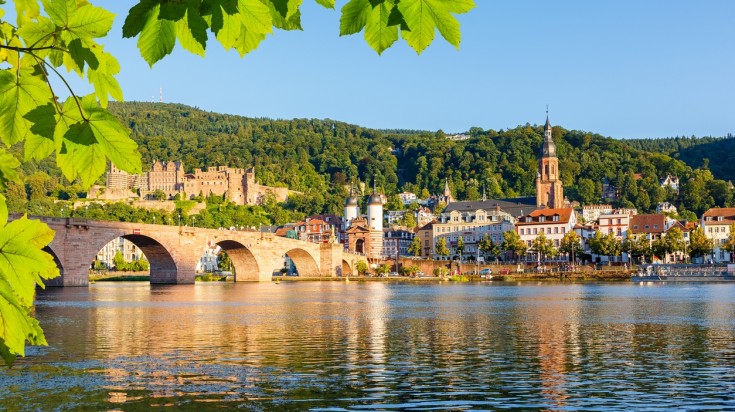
[8,102,733,217]
[626,135,735,183]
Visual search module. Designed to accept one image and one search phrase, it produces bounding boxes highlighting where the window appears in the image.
[533,228,538,235]
[554,227,559,234]
[520,229,525,235]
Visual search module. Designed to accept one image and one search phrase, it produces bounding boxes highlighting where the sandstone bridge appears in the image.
[19,216,366,287]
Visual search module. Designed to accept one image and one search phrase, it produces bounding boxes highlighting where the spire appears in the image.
[544,105,551,132]
[482,184,487,201]
[373,176,377,194]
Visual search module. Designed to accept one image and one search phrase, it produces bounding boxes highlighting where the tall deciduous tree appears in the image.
[408,236,422,257]
[435,237,450,258]
[688,226,713,260]
[502,230,527,263]
[559,231,583,263]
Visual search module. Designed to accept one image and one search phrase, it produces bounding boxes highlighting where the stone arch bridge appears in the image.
[19,216,366,287]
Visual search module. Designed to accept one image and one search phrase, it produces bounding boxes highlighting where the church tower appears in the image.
[366,181,384,259]
[536,114,564,208]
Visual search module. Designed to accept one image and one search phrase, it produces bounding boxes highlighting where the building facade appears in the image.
[517,208,577,260]
[701,208,735,263]
[382,229,415,259]
[432,206,516,260]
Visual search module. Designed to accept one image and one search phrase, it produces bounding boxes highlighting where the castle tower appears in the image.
[366,182,384,259]
[536,114,564,208]
[344,187,360,229]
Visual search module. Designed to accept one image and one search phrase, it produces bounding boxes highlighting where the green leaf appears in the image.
[445,0,475,13]
[0,195,7,228]
[175,7,208,56]
[16,16,55,50]
[0,69,52,147]
[66,38,100,73]
[55,96,140,187]
[87,51,123,108]
[313,0,334,8]
[339,0,370,36]
[233,24,266,57]
[41,0,76,27]
[137,4,177,67]
[67,3,116,39]
[0,149,20,191]
[215,8,243,49]
[398,0,469,53]
[123,0,160,38]
[0,276,48,362]
[23,103,56,161]
[364,0,397,54]
[15,0,41,21]
[0,216,59,306]
[237,0,273,34]
[87,108,141,175]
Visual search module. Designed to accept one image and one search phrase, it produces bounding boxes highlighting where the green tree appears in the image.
[531,232,555,262]
[355,260,369,276]
[218,251,232,272]
[375,264,391,276]
[408,236,422,257]
[479,234,500,261]
[502,230,527,262]
[112,250,128,271]
[456,236,465,259]
[688,227,713,260]
[151,189,167,201]
[577,178,597,205]
[435,237,450,259]
[398,211,416,229]
[559,231,583,263]
[723,223,735,263]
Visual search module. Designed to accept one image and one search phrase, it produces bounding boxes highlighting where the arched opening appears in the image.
[91,235,177,284]
[282,248,320,277]
[122,235,177,284]
[341,260,353,277]
[42,246,64,287]
[355,239,365,254]
[217,240,260,282]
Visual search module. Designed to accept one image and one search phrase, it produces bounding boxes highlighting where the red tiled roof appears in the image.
[702,208,735,225]
[517,208,574,225]
[630,214,666,234]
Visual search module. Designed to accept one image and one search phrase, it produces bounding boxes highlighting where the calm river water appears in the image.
[2,281,735,411]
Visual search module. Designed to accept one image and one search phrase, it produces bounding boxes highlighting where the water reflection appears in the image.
[1,282,735,410]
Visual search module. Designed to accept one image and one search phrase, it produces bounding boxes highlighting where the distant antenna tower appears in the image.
[159,87,163,103]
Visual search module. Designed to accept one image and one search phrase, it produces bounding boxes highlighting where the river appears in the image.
[2,281,735,411]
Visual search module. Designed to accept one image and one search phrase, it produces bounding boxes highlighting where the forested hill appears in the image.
[101,101,732,216]
[625,136,735,183]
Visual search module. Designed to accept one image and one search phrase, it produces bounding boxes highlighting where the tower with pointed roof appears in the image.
[536,113,564,208]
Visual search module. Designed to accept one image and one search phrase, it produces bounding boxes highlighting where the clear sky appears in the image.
[63,1,735,139]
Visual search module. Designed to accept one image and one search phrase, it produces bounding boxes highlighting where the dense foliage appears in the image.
[626,135,735,183]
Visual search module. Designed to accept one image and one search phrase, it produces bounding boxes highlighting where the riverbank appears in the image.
[88,271,632,283]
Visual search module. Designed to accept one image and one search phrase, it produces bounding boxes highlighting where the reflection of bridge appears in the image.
[19,216,365,286]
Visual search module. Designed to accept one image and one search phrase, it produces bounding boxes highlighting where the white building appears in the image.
[701,208,735,263]
[660,175,680,193]
[382,229,415,259]
[96,237,144,269]
[656,202,677,215]
[581,204,613,223]
[197,246,220,273]
[432,207,516,260]
[398,191,418,206]
[385,210,406,225]
[517,208,577,261]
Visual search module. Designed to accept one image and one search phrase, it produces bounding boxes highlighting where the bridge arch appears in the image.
[216,240,260,281]
[42,246,64,287]
[283,248,320,277]
[341,259,353,277]
[120,234,178,284]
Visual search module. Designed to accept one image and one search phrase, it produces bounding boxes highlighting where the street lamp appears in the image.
[85,204,89,218]
[178,213,181,226]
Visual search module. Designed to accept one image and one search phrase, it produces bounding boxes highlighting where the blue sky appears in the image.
[60,1,735,138]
